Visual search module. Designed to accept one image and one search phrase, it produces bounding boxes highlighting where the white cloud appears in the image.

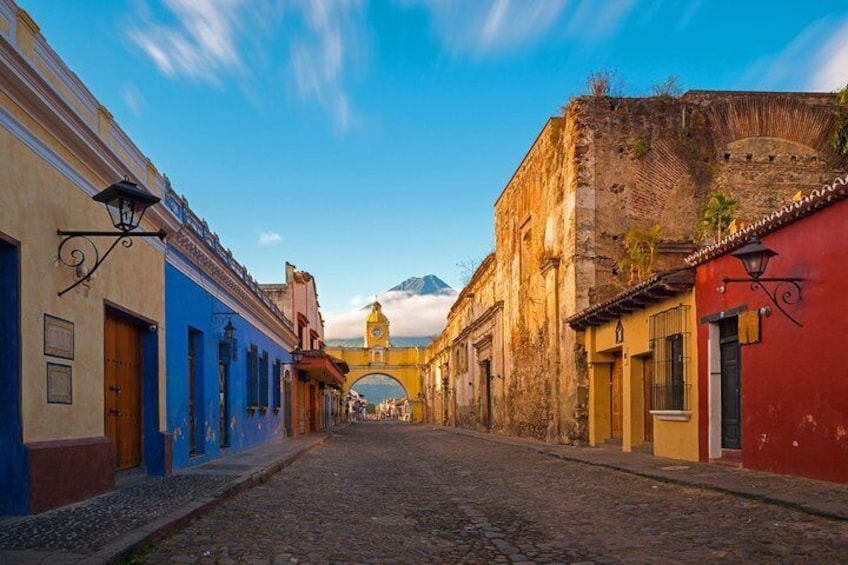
[565,0,637,39]
[121,83,146,117]
[288,0,363,131]
[129,0,248,83]
[744,17,848,92]
[258,231,282,245]
[809,20,848,91]
[409,0,568,54]
[127,0,364,130]
[325,289,458,339]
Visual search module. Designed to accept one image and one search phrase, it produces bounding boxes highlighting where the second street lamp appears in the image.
[720,236,803,327]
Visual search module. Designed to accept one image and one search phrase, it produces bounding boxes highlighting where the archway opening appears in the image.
[350,373,410,421]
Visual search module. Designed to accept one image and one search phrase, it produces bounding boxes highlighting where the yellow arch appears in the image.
[326,346,425,422]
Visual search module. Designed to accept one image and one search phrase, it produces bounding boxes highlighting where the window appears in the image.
[259,351,270,408]
[247,344,259,407]
[188,329,203,454]
[650,305,690,411]
[272,359,282,410]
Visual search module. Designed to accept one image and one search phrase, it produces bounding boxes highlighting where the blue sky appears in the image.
[20,0,848,337]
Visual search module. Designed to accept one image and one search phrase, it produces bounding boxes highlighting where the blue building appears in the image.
[163,188,298,469]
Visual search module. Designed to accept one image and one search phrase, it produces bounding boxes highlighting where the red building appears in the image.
[688,175,848,483]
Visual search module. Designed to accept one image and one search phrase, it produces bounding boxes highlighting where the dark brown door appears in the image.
[482,360,493,430]
[643,357,654,442]
[611,356,624,439]
[104,312,143,470]
[720,318,742,449]
[284,378,293,436]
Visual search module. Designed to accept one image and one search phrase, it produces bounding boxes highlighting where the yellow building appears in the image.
[0,5,175,514]
[327,302,424,422]
[567,269,699,461]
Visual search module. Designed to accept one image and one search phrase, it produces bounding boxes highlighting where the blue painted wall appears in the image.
[165,261,291,470]
[0,238,27,515]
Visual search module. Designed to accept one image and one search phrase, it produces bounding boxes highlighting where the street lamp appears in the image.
[57,179,167,296]
[720,236,803,327]
[730,237,778,279]
[224,320,236,343]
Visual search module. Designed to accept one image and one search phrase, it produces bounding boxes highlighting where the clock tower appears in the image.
[365,301,389,348]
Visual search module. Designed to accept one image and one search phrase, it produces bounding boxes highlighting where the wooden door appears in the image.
[284,379,293,436]
[611,356,624,439]
[720,318,742,449]
[482,360,493,430]
[643,357,654,442]
[104,312,143,470]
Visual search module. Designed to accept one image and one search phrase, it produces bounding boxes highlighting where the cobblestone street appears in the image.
[132,424,848,564]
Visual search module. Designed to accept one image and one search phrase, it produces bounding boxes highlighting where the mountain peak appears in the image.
[389,275,454,295]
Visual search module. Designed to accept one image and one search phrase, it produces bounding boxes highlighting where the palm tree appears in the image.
[619,224,663,284]
[697,191,740,244]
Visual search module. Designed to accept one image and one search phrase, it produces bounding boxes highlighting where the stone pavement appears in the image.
[0,432,331,565]
[131,423,848,564]
[4,424,848,564]
[440,426,848,521]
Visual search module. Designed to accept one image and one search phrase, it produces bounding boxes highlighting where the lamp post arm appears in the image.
[721,277,803,327]
[56,229,166,297]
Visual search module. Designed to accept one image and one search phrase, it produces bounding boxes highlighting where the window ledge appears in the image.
[650,410,692,422]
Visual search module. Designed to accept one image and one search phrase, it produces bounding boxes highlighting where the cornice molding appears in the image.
[168,229,297,346]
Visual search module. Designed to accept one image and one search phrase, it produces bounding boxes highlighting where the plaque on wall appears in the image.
[739,309,761,345]
[44,314,74,359]
[47,363,73,404]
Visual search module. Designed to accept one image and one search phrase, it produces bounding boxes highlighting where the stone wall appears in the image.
[436,90,847,445]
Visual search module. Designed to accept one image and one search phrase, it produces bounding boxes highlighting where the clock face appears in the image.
[371,327,383,338]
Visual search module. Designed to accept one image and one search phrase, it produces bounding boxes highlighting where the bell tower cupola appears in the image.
[365,301,389,348]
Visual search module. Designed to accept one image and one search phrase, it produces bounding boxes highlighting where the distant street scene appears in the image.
[131,424,848,564]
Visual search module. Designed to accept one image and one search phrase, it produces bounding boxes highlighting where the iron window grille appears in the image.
[649,305,691,411]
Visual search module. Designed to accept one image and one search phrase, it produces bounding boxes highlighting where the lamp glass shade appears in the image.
[731,237,777,279]
[93,180,161,232]
[224,320,235,341]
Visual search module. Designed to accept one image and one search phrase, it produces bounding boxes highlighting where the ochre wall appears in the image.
[585,292,699,461]
[489,91,846,445]
[0,125,166,445]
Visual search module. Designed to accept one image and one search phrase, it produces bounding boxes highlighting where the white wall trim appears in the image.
[707,323,722,459]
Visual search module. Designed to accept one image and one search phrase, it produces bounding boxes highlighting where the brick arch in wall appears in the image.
[703,96,838,158]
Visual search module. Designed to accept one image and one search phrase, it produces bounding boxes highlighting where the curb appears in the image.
[94,433,332,565]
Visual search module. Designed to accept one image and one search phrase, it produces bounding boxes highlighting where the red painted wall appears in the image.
[696,197,848,483]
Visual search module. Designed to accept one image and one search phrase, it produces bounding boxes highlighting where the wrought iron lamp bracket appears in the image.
[721,277,803,327]
[56,228,167,297]
[211,309,239,330]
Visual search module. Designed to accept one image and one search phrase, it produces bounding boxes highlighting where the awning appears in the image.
[295,350,349,388]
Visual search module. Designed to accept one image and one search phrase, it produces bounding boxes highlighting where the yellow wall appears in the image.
[0,121,166,444]
[327,346,425,422]
[584,291,699,461]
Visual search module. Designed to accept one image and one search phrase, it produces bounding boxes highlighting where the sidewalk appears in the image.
[0,432,333,565]
[439,426,848,521]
